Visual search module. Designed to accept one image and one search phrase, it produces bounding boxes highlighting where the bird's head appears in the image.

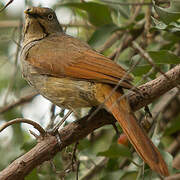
[23,7,63,44]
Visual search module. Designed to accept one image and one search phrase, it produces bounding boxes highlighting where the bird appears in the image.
[20,7,169,176]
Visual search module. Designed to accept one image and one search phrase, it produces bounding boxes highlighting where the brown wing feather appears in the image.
[26,34,133,89]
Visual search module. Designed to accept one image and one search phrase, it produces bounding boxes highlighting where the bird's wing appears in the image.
[26,33,133,89]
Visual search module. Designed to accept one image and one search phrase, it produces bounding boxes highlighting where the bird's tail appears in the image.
[98,84,169,176]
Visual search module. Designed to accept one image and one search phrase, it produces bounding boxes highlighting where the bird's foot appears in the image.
[47,110,73,146]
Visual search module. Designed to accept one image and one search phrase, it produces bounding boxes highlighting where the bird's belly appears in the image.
[22,68,98,109]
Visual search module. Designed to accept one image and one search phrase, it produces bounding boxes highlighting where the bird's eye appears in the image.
[48,13,54,21]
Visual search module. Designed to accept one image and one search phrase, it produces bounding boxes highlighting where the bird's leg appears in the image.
[46,110,73,147]
[52,110,73,134]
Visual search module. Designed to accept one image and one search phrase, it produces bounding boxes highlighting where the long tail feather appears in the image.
[97,84,169,176]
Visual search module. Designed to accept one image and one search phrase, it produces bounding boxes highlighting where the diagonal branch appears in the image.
[0,65,179,180]
[129,64,180,111]
[0,92,38,114]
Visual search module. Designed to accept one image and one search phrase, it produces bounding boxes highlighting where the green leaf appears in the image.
[152,17,180,32]
[78,138,91,151]
[100,170,127,180]
[153,0,180,24]
[159,149,174,174]
[25,168,39,180]
[131,54,151,76]
[131,50,180,77]
[88,24,118,49]
[152,16,167,30]
[62,2,112,26]
[120,171,138,180]
[140,167,161,179]
[21,140,36,152]
[164,115,180,136]
[163,33,180,43]
[151,132,161,147]
[97,144,132,158]
[148,50,180,64]
[106,158,120,171]
[132,65,152,76]
[168,0,180,12]
[154,6,180,25]
[161,42,175,50]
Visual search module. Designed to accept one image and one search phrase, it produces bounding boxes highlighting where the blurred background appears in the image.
[0,0,180,179]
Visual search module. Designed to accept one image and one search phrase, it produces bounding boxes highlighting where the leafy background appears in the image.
[0,0,180,179]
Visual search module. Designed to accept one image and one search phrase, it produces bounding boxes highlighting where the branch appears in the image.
[101,0,169,6]
[0,92,38,114]
[129,65,180,111]
[0,118,46,135]
[0,20,94,29]
[0,0,14,13]
[172,154,180,170]
[165,173,180,180]
[80,157,108,180]
[0,65,179,179]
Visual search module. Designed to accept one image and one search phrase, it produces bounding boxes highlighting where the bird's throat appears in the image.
[23,17,47,45]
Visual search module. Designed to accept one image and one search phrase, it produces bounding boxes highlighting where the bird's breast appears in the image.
[21,59,99,109]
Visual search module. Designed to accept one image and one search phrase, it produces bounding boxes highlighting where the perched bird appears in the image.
[21,7,169,176]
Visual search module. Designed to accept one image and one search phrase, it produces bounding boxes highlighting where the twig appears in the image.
[80,158,108,180]
[172,154,180,170]
[45,104,56,130]
[101,0,169,6]
[114,34,128,61]
[29,130,39,139]
[53,110,73,132]
[0,118,46,135]
[108,27,144,59]
[0,20,21,28]
[72,142,79,167]
[2,24,22,105]
[165,173,180,180]
[167,134,180,156]
[144,5,152,43]
[112,122,120,136]
[130,0,144,23]
[0,0,14,13]
[76,161,80,180]
[0,20,94,29]
[98,31,123,53]
[143,88,179,137]
[151,88,179,121]
[98,22,144,54]
[0,92,38,114]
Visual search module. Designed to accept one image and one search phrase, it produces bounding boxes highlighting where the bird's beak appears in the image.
[24,8,33,15]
